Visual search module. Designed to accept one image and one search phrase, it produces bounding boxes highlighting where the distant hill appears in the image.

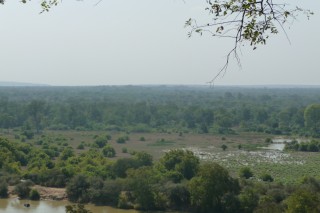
[0,81,50,87]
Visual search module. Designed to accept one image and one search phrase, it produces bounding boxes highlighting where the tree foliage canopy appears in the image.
[304,104,320,135]
[188,162,240,212]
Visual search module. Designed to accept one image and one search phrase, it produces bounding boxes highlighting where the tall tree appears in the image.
[304,104,320,135]
[188,162,240,212]
[28,100,46,133]
[159,149,200,180]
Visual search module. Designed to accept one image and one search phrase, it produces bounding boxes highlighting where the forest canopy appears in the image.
[0,86,320,212]
[0,86,319,136]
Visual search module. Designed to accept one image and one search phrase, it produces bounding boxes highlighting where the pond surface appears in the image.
[262,138,307,151]
[0,198,140,213]
[262,143,286,151]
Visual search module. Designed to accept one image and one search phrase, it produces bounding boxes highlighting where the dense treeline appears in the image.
[285,139,320,152]
[0,86,320,136]
[1,86,320,211]
[1,136,320,212]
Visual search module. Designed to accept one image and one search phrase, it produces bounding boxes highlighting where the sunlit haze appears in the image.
[0,0,319,86]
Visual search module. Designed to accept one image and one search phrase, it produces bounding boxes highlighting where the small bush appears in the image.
[21,130,34,139]
[66,204,92,213]
[221,144,228,151]
[239,167,253,179]
[265,138,273,143]
[122,147,128,153]
[261,174,274,182]
[139,136,145,141]
[117,137,126,144]
[77,144,85,150]
[94,135,108,148]
[102,145,116,158]
[29,189,40,200]
[14,181,33,199]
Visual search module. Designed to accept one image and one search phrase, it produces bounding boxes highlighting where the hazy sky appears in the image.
[0,0,319,86]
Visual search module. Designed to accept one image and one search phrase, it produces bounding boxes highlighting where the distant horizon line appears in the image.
[0,81,320,88]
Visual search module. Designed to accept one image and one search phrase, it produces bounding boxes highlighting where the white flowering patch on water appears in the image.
[181,147,305,167]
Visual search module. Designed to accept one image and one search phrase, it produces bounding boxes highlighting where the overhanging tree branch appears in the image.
[185,0,313,84]
[1,0,313,84]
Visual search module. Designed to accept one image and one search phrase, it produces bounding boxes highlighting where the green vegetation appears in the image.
[0,181,8,198]
[285,139,320,152]
[116,136,129,144]
[148,139,175,147]
[221,144,228,151]
[304,104,320,137]
[239,167,254,179]
[29,189,40,200]
[14,181,33,199]
[189,163,239,212]
[0,86,320,212]
[65,204,92,213]
[260,173,274,182]
[0,86,318,136]
[102,145,116,158]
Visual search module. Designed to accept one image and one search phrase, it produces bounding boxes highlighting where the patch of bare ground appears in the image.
[8,185,67,201]
[33,185,67,201]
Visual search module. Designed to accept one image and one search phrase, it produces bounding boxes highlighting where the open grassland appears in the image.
[1,129,319,184]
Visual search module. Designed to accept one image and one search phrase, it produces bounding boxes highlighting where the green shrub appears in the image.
[221,144,228,151]
[66,175,90,203]
[14,181,33,199]
[265,138,273,143]
[139,136,145,141]
[94,135,108,148]
[106,134,112,140]
[66,204,92,213]
[117,137,126,144]
[102,145,116,158]
[77,144,85,150]
[0,181,8,198]
[261,174,274,182]
[239,167,253,179]
[29,189,40,200]
[21,130,34,139]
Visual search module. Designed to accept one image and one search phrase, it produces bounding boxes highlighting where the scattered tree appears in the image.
[102,145,116,158]
[159,149,200,180]
[239,167,253,179]
[221,144,228,151]
[260,173,274,182]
